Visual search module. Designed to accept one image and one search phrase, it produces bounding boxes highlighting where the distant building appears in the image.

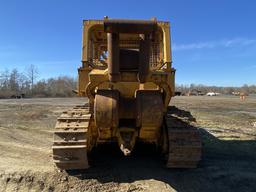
[232,92,240,96]
[187,89,204,96]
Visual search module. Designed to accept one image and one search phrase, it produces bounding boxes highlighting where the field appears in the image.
[0,96,256,192]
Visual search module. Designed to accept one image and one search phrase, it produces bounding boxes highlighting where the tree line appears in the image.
[176,83,256,95]
[0,65,77,98]
[0,65,255,98]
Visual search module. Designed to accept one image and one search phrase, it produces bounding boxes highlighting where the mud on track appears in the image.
[0,96,256,192]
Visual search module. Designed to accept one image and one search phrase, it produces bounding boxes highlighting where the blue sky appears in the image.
[0,0,255,86]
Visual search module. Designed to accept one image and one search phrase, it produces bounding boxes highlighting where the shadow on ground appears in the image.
[66,107,256,192]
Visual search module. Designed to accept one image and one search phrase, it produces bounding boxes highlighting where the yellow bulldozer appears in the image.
[52,17,202,170]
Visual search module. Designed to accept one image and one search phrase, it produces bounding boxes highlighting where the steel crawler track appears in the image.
[53,105,201,170]
[52,105,91,170]
[165,109,202,168]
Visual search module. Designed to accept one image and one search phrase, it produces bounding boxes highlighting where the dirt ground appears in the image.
[0,96,256,192]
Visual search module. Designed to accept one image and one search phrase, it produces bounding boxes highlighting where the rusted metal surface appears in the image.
[52,105,91,170]
[135,90,163,141]
[138,34,150,83]
[104,19,157,34]
[119,97,136,119]
[94,89,119,139]
[107,33,120,82]
[136,90,163,128]
[117,127,138,156]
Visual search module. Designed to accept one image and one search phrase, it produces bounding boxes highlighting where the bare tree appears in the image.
[0,69,10,90]
[26,64,38,96]
[9,69,20,94]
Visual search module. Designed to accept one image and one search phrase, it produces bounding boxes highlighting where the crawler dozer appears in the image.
[52,17,202,170]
